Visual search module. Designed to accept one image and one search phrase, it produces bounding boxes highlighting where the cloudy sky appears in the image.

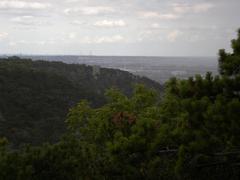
[0,0,239,56]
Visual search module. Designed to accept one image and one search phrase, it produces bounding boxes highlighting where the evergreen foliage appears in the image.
[0,58,162,147]
[1,29,240,179]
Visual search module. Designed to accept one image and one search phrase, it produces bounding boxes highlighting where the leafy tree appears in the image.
[0,58,162,147]
[1,29,240,180]
[219,29,240,76]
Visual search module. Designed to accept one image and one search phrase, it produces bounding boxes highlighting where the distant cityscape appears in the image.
[1,55,218,83]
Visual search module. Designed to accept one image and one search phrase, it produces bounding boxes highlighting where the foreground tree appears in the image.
[161,29,240,179]
[1,29,240,179]
[219,29,240,76]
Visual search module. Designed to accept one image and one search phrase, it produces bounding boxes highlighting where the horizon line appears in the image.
[0,54,218,58]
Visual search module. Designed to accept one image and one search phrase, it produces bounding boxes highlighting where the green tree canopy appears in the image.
[1,29,240,179]
[219,29,240,76]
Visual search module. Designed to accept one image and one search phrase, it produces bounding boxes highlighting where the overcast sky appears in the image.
[0,0,239,56]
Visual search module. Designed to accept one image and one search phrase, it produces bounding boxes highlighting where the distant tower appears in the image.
[92,65,100,79]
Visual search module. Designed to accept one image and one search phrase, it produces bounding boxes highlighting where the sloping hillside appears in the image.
[0,57,163,147]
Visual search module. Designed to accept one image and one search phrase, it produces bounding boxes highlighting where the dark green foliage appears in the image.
[65,85,163,179]
[1,30,240,179]
[219,29,240,75]
[159,29,240,179]
[0,58,162,148]
[0,139,89,180]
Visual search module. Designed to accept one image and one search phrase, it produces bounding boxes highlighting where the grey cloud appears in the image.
[0,1,51,10]
[0,0,239,56]
[10,16,51,26]
[64,6,116,16]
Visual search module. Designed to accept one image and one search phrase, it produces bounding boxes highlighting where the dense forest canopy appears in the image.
[0,29,240,179]
[0,58,162,147]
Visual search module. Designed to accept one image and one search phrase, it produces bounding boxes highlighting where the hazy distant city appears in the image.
[12,55,218,83]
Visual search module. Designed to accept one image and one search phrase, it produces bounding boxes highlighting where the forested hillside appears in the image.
[0,30,240,179]
[0,58,162,147]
